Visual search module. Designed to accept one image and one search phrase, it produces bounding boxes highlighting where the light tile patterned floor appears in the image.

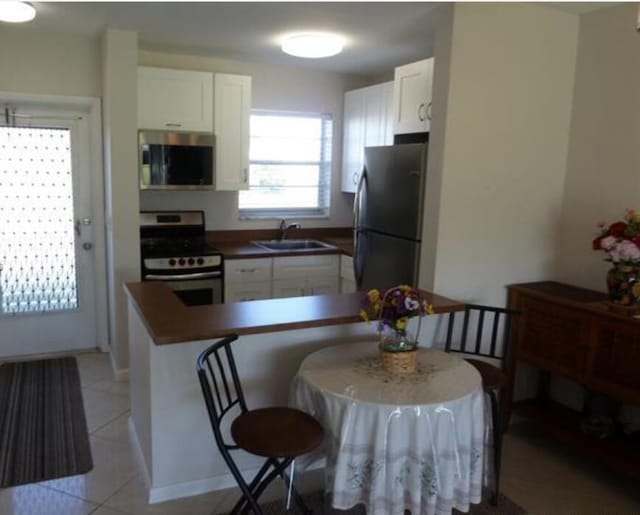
[0,351,639,514]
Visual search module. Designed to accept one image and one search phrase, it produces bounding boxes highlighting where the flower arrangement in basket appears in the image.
[360,285,434,373]
[593,209,640,305]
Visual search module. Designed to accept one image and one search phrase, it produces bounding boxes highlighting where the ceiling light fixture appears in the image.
[281,32,344,59]
[0,1,36,23]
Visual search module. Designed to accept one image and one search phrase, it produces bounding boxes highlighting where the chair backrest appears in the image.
[196,334,247,450]
[444,304,519,371]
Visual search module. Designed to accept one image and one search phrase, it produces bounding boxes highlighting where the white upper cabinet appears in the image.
[393,57,434,134]
[214,73,251,191]
[138,66,213,132]
[341,81,394,193]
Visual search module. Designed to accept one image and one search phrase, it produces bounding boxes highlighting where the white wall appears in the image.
[0,26,100,97]
[137,50,371,230]
[555,3,640,291]
[103,30,140,373]
[426,3,579,307]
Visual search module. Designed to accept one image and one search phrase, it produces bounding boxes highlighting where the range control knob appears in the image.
[168,259,176,267]
[187,258,195,265]
[196,257,204,265]
[178,258,186,266]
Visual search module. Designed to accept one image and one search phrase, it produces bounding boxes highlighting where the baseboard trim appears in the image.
[127,417,152,491]
[143,454,325,504]
[109,351,129,381]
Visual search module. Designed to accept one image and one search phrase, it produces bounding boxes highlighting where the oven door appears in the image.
[144,271,223,306]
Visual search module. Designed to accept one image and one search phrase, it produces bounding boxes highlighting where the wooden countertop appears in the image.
[125,282,464,345]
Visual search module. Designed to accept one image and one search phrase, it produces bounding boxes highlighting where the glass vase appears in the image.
[606,264,640,306]
[378,326,417,353]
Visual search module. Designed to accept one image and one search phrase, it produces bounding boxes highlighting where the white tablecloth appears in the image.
[291,341,486,515]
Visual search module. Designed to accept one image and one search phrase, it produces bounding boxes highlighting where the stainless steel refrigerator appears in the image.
[353,143,428,290]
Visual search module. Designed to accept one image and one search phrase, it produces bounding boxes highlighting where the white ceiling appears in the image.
[24,2,617,76]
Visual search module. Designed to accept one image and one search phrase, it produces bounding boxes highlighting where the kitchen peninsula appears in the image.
[124,281,463,503]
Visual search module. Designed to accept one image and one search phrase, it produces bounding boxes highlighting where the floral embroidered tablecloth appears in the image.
[291,341,486,515]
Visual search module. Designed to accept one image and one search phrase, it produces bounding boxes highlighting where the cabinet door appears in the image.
[225,281,271,303]
[272,278,307,299]
[339,257,357,292]
[341,89,366,193]
[307,275,339,296]
[364,82,394,148]
[214,74,251,191]
[138,67,213,132]
[589,320,640,404]
[380,81,395,145]
[393,58,434,134]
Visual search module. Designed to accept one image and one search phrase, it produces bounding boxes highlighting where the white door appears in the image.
[0,104,101,357]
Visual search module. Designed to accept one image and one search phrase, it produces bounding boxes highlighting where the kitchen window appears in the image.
[239,110,332,218]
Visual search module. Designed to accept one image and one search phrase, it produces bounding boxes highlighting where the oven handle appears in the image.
[144,271,222,281]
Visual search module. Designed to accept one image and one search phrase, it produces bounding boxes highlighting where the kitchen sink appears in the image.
[252,239,337,251]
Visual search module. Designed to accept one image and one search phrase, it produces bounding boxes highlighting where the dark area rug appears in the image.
[250,490,526,514]
[0,356,93,487]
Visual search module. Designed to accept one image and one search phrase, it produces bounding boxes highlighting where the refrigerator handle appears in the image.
[353,169,367,288]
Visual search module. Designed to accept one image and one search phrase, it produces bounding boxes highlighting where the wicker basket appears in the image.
[380,348,417,374]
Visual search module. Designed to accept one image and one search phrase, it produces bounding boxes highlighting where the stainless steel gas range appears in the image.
[139,211,224,306]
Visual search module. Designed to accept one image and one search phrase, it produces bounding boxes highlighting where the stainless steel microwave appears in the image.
[139,130,215,190]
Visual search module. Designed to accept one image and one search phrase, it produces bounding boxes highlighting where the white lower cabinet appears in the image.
[272,255,340,299]
[224,258,272,302]
[340,255,356,293]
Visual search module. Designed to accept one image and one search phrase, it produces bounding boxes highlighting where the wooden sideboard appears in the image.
[507,281,640,479]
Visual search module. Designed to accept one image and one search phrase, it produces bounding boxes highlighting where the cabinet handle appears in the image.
[243,168,248,183]
[165,122,182,128]
[239,268,257,273]
[426,102,432,121]
[353,171,359,185]
[418,103,426,122]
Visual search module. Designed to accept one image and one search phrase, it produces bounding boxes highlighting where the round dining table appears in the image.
[291,340,487,515]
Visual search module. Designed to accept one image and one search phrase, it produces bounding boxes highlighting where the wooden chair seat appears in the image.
[231,407,324,458]
[465,358,508,391]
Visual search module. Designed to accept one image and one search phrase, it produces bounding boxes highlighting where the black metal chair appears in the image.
[196,334,324,515]
[444,304,519,506]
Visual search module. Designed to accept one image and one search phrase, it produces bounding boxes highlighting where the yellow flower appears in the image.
[367,289,381,302]
[360,309,370,322]
[396,317,409,330]
[425,303,434,315]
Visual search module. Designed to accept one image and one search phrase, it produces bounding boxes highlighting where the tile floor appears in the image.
[0,351,639,515]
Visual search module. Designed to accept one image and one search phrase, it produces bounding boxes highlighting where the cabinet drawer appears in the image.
[225,258,272,283]
[273,255,339,280]
[518,297,591,381]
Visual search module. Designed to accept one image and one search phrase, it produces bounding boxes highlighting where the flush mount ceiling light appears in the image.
[0,1,36,23]
[281,32,344,58]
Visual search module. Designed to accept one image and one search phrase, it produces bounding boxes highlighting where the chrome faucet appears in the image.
[279,219,301,240]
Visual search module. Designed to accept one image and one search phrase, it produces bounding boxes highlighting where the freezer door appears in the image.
[361,144,427,240]
[355,230,421,290]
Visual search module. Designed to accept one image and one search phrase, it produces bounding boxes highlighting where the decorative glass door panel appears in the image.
[0,127,78,314]
[0,104,98,357]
